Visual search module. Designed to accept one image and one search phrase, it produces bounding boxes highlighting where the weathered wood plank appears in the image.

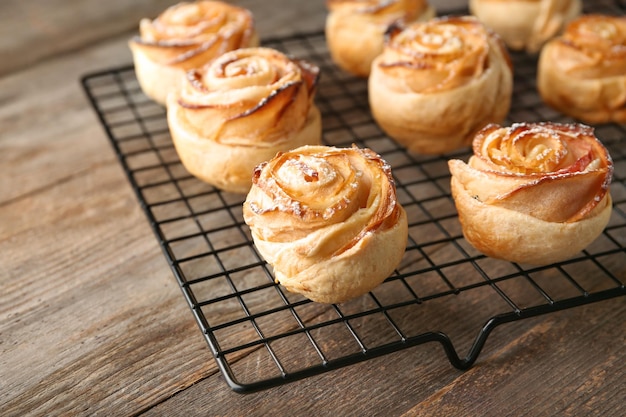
[0,159,218,416]
[0,33,133,204]
[137,299,626,417]
[404,299,626,417]
[1,1,623,416]
[0,0,468,77]
[0,0,173,76]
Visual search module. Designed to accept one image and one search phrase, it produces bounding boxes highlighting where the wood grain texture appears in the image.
[0,0,467,77]
[141,300,626,417]
[0,29,215,417]
[0,0,173,77]
[0,0,624,416]
[0,145,218,415]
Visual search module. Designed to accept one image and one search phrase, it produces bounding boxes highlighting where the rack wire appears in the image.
[81,0,625,393]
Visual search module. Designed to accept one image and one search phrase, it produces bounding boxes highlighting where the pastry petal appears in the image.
[469,0,582,52]
[538,14,626,123]
[167,47,322,194]
[128,1,259,104]
[368,16,513,154]
[448,122,613,265]
[131,1,257,69]
[325,0,435,77]
[176,47,320,146]
[243,145,408,303]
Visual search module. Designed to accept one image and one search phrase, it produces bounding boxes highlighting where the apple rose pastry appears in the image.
[129,0,259,105]
[325,0,435,78]
[469,0,582,53]
[167,47,322,193]
[243,145,408,304]
[368,16,513,154]
[448,122,613,266]
[537,14,626,124]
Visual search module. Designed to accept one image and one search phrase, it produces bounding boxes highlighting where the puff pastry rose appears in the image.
[538,14,626,124]
[448,122,613,266]
[469,0,582,53]
[129,1,259,105]
[325,0,435,77]
[368,16,513,154]
[243,145,408,304]
[167,47,322,193]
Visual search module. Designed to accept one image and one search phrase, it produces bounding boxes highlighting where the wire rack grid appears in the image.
[81,1,626,393]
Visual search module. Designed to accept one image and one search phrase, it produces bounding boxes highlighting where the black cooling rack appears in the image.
[81,1,626,393]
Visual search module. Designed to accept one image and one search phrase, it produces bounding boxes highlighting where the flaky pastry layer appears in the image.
[168,103,321,194]
[129,0,258,104]
[243,145,408,303]
[469,0,581,53]
[325,0,435,77]
[537,14,626,124]
[448,122,613,265]
[368,16,513,154]
[167,47,322,193]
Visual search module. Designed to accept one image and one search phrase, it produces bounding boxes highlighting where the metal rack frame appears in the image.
[81,0,625,393]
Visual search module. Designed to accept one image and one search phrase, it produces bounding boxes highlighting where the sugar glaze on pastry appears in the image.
[537,14,626,124]
[129,0,259,105]
[469,0,582,53]
[368,16,513,154]
[243,145,408,304]
[167,47,322,193]
[325,0,435,77]
[448,122,613,266]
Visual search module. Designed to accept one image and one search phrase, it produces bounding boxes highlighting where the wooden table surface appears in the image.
[1,0,624,416]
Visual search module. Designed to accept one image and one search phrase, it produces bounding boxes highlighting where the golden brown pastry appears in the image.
[537,14,626,124]
[325,0,435,78]
[167,47,322,194]
[368,16,513,154]
[448,122,613,266]
[469,0,582,53]
[243,145,408,304]
[129,1,259,105]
